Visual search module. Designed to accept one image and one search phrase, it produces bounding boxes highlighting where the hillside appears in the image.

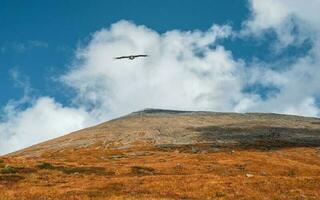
[1,109,320,199]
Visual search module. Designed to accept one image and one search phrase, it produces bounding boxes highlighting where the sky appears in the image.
[1,0,320,154]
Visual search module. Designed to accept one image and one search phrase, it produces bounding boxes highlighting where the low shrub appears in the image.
[37,162,56,170]
[37,162,110,175]
[60,166,107,175]
[1,166,17,174]
[287,170,296,177]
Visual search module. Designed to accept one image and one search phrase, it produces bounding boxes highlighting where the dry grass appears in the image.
[1,146,320,200]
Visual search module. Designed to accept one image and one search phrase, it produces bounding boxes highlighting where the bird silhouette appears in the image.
[114,54,148,60]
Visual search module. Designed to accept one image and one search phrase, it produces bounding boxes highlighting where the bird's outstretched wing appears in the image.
[133,54,148,58]
[114,56,130,59]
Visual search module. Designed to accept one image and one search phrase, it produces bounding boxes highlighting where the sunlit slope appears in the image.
[10,109,320,157]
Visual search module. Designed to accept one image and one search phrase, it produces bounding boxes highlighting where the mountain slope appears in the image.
[10,109,320,157]
[1,109,320,200]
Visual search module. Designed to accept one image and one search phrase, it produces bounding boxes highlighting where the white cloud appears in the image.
[0,97,91,154]
[62,21,248,118]
[243,0,320,48]
[245,0,320,31]
[240,0,320,117]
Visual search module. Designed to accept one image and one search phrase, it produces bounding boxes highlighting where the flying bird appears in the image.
[114,54,148,60]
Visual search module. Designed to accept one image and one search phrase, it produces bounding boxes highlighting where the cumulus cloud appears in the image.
[1,0,320,154]
[241,0,320,116]
[0,97,91,154]
[245,0,320,31]
[243,0,320,48]
[62,21,248,118]
[0,70,93,154]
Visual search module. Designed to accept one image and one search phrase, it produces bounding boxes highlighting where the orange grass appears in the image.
[1,146,320,200]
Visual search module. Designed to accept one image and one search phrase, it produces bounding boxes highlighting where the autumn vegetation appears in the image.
[1,110,320,199]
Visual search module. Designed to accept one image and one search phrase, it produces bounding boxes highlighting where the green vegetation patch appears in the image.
[1,166,17,174]
[37,162,55,170]
[60,166,108,175]
[37,162,113,175]
[0,165,37,174]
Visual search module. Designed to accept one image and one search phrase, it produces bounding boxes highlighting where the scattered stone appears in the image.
[127,151,153,157]
[245,173,254,178]
[211,147,220,152]
[110,154,125,159]
[117,144,132,150]
[191,146,199,153]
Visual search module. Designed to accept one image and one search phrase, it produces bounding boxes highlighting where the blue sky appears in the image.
[0,0,250,106]
[1,0,320,154]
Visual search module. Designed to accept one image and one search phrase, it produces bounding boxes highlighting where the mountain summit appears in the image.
[11,109,320,157]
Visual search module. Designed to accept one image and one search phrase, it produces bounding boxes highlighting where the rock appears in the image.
[110,154,125,159]
[245,173,254,178]
[191,146,199,153]
[128,151,153,157]
[117,144,132,150]
[211,147,220,152]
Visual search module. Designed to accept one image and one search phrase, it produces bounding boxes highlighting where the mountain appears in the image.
[1,109,320,200]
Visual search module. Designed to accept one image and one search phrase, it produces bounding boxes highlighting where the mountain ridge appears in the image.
[9,108,320,157]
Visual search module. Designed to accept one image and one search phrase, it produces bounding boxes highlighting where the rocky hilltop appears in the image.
[11,109,320,157]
